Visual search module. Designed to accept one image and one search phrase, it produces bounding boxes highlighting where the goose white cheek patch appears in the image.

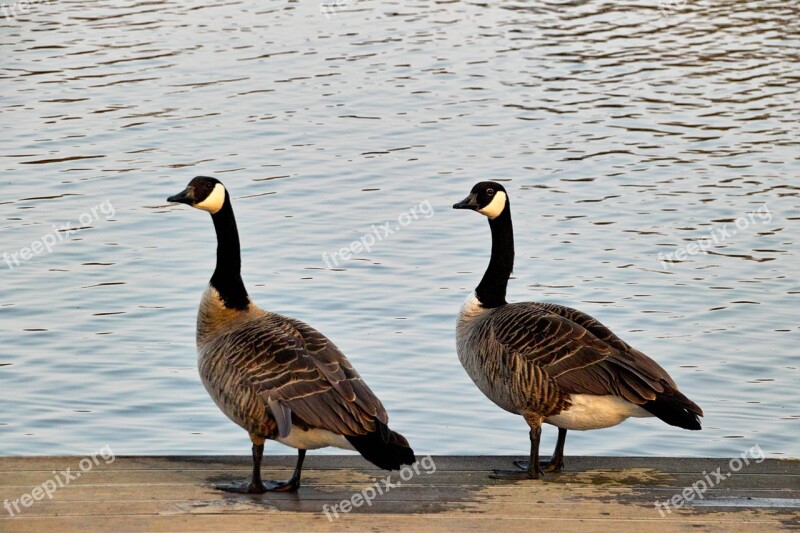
[477,191,507,219]
[195,183,226,214]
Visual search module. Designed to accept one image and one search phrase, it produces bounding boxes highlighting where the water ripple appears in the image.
[0,0,797,458]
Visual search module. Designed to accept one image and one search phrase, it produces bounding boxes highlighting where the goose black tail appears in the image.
[346,420,416,470]
[642,389,703,430]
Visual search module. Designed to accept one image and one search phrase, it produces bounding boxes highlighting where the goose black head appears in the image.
[167,176,227,214]
[453,181,509,219]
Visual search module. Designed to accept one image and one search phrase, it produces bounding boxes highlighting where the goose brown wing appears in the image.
[489,303,675,405]
[223,314,388,436]
[532,302,678,389]
[531,302,633,352]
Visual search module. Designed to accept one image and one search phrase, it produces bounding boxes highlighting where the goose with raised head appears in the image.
[167,176,415,493]
[453,181,702,480]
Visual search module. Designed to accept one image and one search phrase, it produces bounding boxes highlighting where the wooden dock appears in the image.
[1,456,798,531]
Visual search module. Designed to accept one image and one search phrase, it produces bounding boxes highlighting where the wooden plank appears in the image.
[1,483,796,503]
[3,514,796,533]
[1,455,795,474]
[0,457,797,532]
[2,470,798,491]
[3,495,799,519]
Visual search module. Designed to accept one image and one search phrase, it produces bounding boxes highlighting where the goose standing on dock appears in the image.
[453,181,702,480]
[167,176,415,493]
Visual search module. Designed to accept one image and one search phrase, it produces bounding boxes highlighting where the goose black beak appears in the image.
[453,194,479,210]
[167,187,195,205]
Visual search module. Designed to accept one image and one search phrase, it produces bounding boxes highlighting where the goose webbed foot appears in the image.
[512,457,564,473]
[216,479,269,494]
[491,465,544,480]
[219,443,306,494]
[512,427,567,473]
[492,414,547,480]
[263,477,301,492]
[259,448,306,493]
[215,477,301,493]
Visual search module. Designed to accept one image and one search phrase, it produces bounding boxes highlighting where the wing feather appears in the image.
[488,303,680,405]
[219,313,388,436]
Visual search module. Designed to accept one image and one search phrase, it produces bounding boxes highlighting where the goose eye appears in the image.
[486,188,495,196]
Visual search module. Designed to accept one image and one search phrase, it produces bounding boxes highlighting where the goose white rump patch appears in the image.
[276,426,356,451]
[546,394,652,431]
[196,183,226,214]
[478,191,507,219]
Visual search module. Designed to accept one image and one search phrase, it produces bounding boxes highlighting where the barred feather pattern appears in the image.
[197,287,388,441]
[457,299,701,419]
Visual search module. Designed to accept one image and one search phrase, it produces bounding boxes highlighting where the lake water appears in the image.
[1,0,797,459]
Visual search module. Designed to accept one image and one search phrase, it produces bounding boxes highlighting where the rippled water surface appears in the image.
[1,0,798,458]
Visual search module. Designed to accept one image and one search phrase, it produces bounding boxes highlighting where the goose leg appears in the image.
[217,441,305,494]
[216,441,270,494]
[264,449,305,492]
[546,427,567,472]
[491,415,545,480]
[514,427,567,473]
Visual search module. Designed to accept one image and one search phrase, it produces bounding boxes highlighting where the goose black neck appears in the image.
[209,194,250,311]
[476,206,514,308]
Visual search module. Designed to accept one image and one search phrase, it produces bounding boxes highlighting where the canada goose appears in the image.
[453,181,702,480]
[167,176,415,493]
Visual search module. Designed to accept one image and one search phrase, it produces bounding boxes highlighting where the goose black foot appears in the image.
[492,415,551,480]
[512,457,564,473]
[512,428,567,473]
[220,443,306,494]
[491,465,543,480]
[216,480,269,494]
[216,477,300,493]
[263,478,301,492]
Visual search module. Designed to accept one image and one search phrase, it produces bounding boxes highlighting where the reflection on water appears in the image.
[0,0,797,457]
